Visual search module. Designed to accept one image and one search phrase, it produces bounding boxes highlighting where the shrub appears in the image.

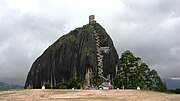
[53,78,80,89]
[44,81,51,89]
[67,78,80,89]
[175,88,180,94]
[55,83,67,89]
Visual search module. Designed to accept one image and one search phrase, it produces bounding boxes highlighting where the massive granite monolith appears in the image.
[25,21,118,88]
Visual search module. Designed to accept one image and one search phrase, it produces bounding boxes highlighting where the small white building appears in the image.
[42,85,45,89]
[137,86,140,90]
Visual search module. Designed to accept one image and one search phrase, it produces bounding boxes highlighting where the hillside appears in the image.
[0,82,23,90]
[163,78,180,89]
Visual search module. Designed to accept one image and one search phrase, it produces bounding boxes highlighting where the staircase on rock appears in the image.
[90,25,110,81]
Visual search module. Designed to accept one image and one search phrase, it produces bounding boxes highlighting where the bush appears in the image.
[44,81,51,89]
[175,88,180,94]
[55,83,67,89]
[53,78,80,89]
[167,88,180,94]
[83,24,90,29]
[67,78,80,89]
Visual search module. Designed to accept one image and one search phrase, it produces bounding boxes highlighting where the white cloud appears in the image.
[170,78,180,80]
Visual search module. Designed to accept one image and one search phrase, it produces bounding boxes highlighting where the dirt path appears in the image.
[0,89,180,101]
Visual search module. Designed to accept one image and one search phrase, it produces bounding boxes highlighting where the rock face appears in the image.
[25,22,118,88]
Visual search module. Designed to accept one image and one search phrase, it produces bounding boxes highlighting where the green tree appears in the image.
[137,63,150,89]
[113,74,124,88]
[148,70,167,91]
[116,50,140,88]
[114,50,167,92]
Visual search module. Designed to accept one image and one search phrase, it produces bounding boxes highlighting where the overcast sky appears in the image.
[0,0,180,85]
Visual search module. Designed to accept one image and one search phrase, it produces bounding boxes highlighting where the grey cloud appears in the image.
[0,0,180,85]
[0,8,67,84]
[108,0,180,78]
